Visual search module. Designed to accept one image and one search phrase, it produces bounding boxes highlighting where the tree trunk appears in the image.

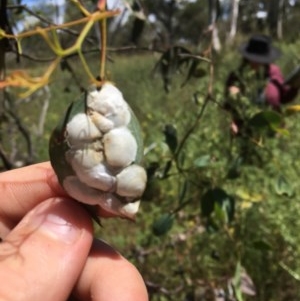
[228,0,240,44]
[208,0,221,52]
[277,0,286,39]
[267,0,285,39]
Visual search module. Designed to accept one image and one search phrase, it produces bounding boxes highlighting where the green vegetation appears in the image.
[2,1,300,300]
[12,44,300,300]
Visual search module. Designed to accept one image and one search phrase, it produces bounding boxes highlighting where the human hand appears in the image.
[0,162,148,301]
[230,121,239,135]
[229,86,240,96]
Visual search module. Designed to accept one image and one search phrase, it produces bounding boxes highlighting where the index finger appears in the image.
[0,162,67,229]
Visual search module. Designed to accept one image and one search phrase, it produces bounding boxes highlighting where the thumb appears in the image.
[0,198,93,301]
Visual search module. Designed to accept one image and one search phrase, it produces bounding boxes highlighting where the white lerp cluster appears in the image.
[62,83,147,219]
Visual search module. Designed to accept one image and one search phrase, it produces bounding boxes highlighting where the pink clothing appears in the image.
[265,64,298,109]
[265,64,283,108]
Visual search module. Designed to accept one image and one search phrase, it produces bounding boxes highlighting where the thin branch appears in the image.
[7,4,101,47]
[174,94,211,167]
[36,85,50,137]
[99,11,107,80]
[0,144,13,170]
[5,92,34,163]
[178,53,211,63]
[2,9,119,40]
[9,47,114,63]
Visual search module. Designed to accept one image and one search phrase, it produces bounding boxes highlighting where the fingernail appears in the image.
[27,199,82,244]
[40,212,80,244]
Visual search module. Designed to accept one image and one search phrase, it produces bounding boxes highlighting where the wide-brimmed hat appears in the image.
[239,35,281,64]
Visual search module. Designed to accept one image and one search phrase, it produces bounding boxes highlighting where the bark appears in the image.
[208,0,221,52]
[228,0,240,43]
[277,0,286,39]
[268,0,286,39]
[0,0,8,114]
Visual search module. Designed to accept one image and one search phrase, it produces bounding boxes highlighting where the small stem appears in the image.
[1,10,118,40]
[172,198,194,215]
[99,18,107,80]
[174,95,210,168]
[99,1,107,81]
[71,0,91,16]
[78,50,97,83]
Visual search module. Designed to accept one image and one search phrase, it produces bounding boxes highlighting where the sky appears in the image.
[19,0,124,29]
[23,0,122,11]
[18,0,299,32]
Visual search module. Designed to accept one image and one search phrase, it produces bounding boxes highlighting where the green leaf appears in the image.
[253,240,272,251]
[206,218,219,233]
[192,91,204,105]
[49,88,145,185]
[193,155,211,168]
[279,262,300,281]
[153,46,192,92]
[213,202,228,224]
[163,124,177,154]
[178,150,186,166]
[49,95,86,185]
[248,110,282,131]
[181,60,207,87]
[181,59,199,87]
[232,261,243,301]
[227,156,243,179]
[274,174,294,197]
[193,67,207,78]
[152,213,174,236]
[201,188,235,223]
[131,18,145,45]
[179,179,188,203]
[162,160,172,178]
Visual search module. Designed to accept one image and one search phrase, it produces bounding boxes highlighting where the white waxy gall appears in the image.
[66,148,103,169]
[63,176,140,219]
[87,83,131,128]
[103,127,137,168]
[89,110,114,133]
[116,164,147,198]
[67,149,116,192]
[119,200,141,219]
[49,82,146,220]
[84,164,116,192]
[66,113,101,146]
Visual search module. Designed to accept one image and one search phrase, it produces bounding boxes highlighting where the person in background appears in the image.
[224,34,298,134]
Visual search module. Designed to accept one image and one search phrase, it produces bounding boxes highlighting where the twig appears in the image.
[99,0,107,80]
[5,93,34,163]
[7,4,96,44]
[279,261,300,281]
[174,94,211,168]
[178,53,211,63]
[36,85,50,137]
